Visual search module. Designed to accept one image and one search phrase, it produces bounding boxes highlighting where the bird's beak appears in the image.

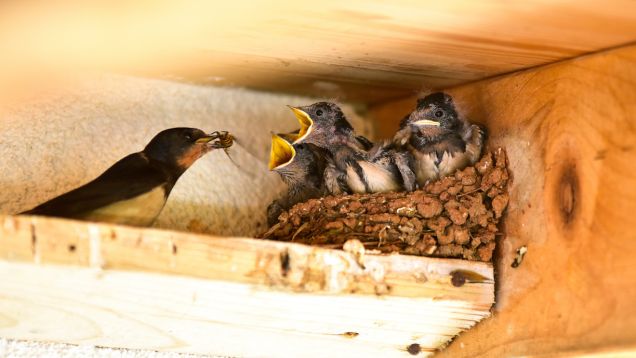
[269,133,296,170]
[278,130,300,143]
[413,119,441,127]
[195,135,216,144]
[287,105,313,142]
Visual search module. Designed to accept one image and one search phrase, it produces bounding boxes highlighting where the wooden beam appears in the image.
[0,261,480,357]
[0,214,493,301]
[368,45,636,356]
[1,1,636,103]
[0,214,493,355]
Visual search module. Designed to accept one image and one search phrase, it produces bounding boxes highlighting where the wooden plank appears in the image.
[1,1,636,103]
[0,215,493,354]
[0,214,493,302]
[531,346,636,358]
[0,261,482,357]
[368,45,636,356]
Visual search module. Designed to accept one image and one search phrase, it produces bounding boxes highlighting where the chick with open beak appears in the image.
[267,133,336,226]
[287,102,415,194]
[287,102,374,150]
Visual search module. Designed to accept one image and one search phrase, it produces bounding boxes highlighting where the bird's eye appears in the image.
[185,134,192,141]
[316,109,323,116]
[434,110,444,118]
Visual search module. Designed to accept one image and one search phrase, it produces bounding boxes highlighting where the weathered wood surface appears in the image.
[369,45,636,357]
[0,261,481,357]
[1,1,636,103]
[0,214,494,301]
[0,214,494,356]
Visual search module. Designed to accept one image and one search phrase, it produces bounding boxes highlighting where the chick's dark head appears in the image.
[405,92,460,133]
[288,102,354,146]
[144,127,218,171]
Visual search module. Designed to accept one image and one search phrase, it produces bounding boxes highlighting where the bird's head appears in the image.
[403,92,460,135]
[269,133,326,185]
[144,127,223,171]
[287,102,353,146]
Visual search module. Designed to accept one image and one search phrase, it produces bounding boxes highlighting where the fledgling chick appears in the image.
[21,128,229,226]
[394,92,486,186]
[267,133,337,226]
[287,102,415,193]
[330,140,416,194]
[287,102,374,150]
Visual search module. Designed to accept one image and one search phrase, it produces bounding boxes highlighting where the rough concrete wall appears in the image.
[0,75,372,237]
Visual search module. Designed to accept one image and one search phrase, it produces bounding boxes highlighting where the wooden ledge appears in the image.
[0,214,494,356]
[0,214,493,301]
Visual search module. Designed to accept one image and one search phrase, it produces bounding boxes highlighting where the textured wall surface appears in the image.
[0,75,371,237]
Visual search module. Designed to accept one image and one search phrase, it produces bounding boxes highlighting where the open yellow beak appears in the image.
[287,106,313,143]
[413,119,441,127]
[268,133,296,170]
[277,130,300,143]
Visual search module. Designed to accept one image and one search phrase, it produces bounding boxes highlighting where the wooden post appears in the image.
[368,44,636,357]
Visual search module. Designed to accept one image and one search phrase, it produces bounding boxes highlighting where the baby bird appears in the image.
[330,141,416,194]
[394,92,486,186]
[267,133,336,225]
[287,102,373,150]
[22,128,229,227]
[287,102,415,193]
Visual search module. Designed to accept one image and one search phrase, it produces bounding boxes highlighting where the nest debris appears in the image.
[261,148,510,262]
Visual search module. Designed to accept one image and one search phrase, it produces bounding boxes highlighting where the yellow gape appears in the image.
[268,133,296,170]
[287,106,313,143]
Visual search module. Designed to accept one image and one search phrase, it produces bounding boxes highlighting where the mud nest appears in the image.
[261,148,509,262]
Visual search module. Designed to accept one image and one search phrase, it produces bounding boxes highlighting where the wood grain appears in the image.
[0,214,494,303]
[368,45,636,356]
[0,214,494,356]
[1,1,636,103]
[0,261,481,357]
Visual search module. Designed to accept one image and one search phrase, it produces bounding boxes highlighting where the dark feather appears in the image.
[355,135,375,150]
[22,153,172,219]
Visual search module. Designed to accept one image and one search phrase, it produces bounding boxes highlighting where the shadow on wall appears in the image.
[0,74,372,237]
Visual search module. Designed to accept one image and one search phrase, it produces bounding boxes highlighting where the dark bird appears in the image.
[394,92,486,186]
[21,128,230,226]
[330,140,416,194]
[267,133,337,225]
[287,102,373,150]
[287,102,416,193]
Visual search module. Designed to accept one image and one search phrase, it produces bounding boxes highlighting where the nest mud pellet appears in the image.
[261,148,510,262]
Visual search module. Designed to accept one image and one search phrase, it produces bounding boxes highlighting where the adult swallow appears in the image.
[287,102,373,150]
[394,92,486,186]
[21,128,229,226]
[267,133,339,225]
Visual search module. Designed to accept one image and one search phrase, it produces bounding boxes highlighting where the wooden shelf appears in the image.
[0,214,494,356]
[1,1,636,103]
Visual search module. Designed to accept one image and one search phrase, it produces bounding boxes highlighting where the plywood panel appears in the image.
[1,1,636,103]
[368,45,636,356]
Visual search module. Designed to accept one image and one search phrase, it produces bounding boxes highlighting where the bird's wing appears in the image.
[23,153,170,218]
[464,124,486,164]
[354,135,375,150]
